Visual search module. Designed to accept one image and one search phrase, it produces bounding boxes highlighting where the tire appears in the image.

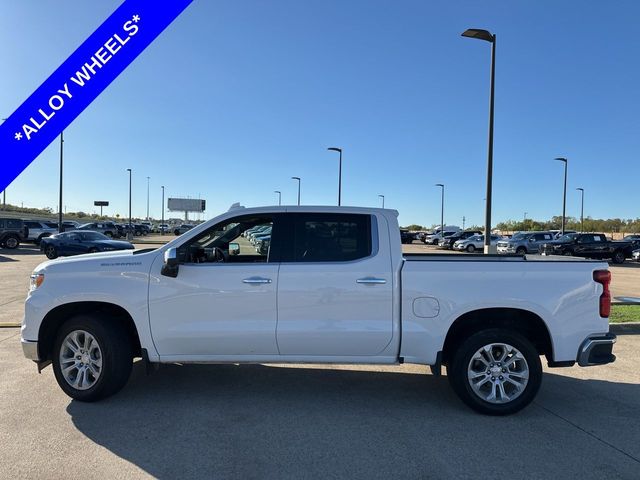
[466,244,476,253]
[447,328,542,415]
[611,250,625,264]
[516,247,527,255]
[52,314,133,402]
[44,245,58,259]
[174,230,180,236]
[3,235,20,249]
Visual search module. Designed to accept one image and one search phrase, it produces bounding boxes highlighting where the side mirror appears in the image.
[229,242,240,256]
[529,238,536,242]
[161,247,179,278]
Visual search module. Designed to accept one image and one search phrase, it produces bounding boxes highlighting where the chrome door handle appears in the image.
[242,277,272,284]
[356,277,387,285]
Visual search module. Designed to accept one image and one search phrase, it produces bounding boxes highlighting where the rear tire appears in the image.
[3,235,20,249]
[447,328,542,415]
[516,247,527,255]
[52,315,132,402]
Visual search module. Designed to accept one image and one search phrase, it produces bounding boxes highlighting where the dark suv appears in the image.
[0,218,29,249]
[77,222,120,238]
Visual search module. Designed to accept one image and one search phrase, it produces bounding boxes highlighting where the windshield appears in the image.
[510,232,527,240]
[557,233,578,242]
[79,232,109,241]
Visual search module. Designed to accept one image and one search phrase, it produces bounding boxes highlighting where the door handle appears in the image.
[242,277,272,284]
[356,277,387,285]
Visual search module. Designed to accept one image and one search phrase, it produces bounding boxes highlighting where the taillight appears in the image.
[593,270,611,318]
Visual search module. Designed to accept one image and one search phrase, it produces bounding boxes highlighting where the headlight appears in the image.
[29,273,45,292]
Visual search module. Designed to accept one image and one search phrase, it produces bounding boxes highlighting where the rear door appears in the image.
[276,212,393,356]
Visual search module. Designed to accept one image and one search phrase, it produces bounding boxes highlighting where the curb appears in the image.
[610,322,640,335]
[0,323,20,328]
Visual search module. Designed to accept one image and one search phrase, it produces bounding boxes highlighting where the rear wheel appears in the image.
[466,244,476,253]
[52,315,132,402]
[3,235,20,249]
[516,247,527,255]
[45,245,58,259]
[447,328,542,415]
[612,250,625,264]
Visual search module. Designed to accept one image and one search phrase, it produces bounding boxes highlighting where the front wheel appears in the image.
[447,328,542,415]
[52,315,133,402]
[516,247,527,255]
[466,244,476,253]
[611,250,625,264]
[44,245,58,259]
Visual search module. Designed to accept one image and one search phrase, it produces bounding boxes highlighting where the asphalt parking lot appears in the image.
[1,242,640,479]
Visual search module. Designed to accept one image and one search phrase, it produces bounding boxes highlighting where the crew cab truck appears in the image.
[540,232,639,264]
[21,206,616,415]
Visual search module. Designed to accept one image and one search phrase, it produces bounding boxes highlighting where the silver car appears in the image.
[453,234,502,253]
[497,231,555,255]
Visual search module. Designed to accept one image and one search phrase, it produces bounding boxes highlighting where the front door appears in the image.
[148,214,282,357]
[276,213,393,356]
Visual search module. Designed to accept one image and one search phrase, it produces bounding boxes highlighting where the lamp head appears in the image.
[461,29,494,42]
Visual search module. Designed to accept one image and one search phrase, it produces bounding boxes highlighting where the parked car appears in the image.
[156,223,170,234]
[46,220,81,232]
[540,233,638,264]
[632,248,640,262]
[40,231,134,259]
[423,226,461,245]
[622,234,640,244]
[255,235,271,255]
[400,229,415,244]
[438,230,482,249]
[22,220,57,245]
[453,234,502,253]
[134,224,150,236]
[496,231,555,255]
[77,222,120,238]
[0,218,28,249]
[173,224,195,235]
[21,205,615,415]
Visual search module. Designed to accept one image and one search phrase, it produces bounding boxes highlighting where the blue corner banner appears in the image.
[0,0,193,192]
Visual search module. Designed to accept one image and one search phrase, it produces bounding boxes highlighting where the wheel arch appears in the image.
[38,301,142,361]
[442,307,553,365]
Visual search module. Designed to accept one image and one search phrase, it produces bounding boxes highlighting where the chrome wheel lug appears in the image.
[491,376,495,381]
[502,368,506,373]
[499,376,503,380]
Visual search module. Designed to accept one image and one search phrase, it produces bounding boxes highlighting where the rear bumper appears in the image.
[577,333,616,366]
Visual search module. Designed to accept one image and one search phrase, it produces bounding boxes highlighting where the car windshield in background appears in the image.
[557,233,578,242]
[511,233,527,240]
[80,232,109,241]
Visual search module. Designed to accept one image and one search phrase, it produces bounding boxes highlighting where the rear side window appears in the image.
[288,213,372,263]
[6,220,22,229]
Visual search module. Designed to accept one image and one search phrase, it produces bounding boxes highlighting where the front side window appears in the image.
[179,215,278,264]
[287,213,372,263]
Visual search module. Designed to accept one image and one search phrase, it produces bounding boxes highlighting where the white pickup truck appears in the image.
[21,206,616,415]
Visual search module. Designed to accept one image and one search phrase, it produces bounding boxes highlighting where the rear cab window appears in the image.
[282,213,373,263]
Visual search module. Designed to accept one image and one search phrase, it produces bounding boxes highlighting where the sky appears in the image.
[1,0,639,227]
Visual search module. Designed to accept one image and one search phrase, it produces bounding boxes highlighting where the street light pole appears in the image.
[462,28,496,254]
[378,194,385,208]
[435,184,444,238]
[146,176,150,220]
[127,169,132,240]
[576,187,584,232]
[291,177,301,205]
[327,147,343,206]
[554,157,568,235]
[274,190,281,206]
[58,132,64,232]
[161,185,165,232]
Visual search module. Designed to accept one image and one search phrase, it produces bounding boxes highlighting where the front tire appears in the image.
[44,245,58,259]
[447,328,542,415]
[611,250,625,264]
[466,244,476,253]
[516,247,527,255]
[52,315,132,402]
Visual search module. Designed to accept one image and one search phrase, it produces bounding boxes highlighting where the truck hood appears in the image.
[34,248,155,274]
